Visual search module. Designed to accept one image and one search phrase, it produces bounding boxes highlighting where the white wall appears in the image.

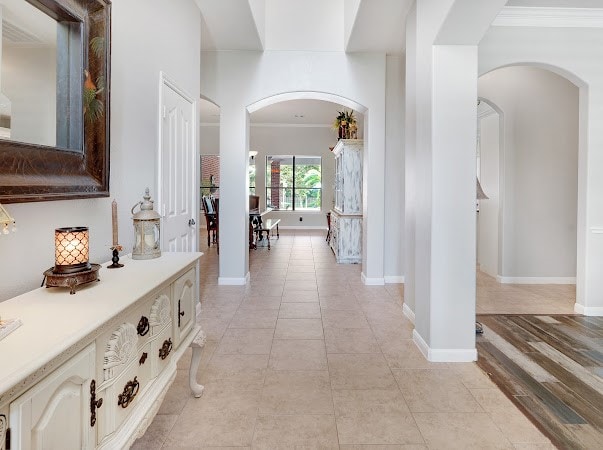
[384,55,405,281]
[265,0,344,51]
[0,0,200,302]
[479,66,578,280]
[2,46,56,147]
[201,50,386,283]
[477,111,500,278]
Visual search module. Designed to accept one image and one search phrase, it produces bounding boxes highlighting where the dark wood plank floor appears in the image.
[476,314,603,450]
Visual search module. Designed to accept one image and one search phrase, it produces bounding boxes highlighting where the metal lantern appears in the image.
[131,188,161,260]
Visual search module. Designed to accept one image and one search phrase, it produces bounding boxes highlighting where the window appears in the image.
[266,155,321,211]
[249,154,256,195]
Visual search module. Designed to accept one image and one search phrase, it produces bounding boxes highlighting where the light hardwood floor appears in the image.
[133,230,554,449]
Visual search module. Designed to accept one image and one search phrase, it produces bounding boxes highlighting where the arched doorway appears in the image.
[477,65,583,315]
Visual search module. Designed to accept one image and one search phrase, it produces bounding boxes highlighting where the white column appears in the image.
[403,4,417,322]
[577,87,603,316]
[218,103,249,284]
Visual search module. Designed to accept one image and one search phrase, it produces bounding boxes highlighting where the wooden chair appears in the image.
[202,196,219,252]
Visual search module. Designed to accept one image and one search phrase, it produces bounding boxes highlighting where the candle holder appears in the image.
[107,245,124,269]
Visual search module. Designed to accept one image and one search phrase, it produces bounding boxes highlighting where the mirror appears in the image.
[0,0,110,203]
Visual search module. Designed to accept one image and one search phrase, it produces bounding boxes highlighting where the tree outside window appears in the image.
[266,155,321,211]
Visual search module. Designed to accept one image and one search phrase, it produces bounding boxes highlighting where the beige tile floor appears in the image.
[134,230,556,449]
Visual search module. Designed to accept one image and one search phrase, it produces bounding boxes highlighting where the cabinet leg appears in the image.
[189,329,206,398]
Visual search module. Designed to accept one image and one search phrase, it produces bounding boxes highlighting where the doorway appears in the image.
[476,66,579,315]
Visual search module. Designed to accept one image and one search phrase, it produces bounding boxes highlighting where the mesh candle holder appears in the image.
[44,227,101,294]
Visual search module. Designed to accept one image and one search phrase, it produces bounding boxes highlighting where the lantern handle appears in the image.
[131,201,142,215]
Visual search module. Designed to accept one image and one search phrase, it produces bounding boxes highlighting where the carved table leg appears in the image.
[189,329,207,398]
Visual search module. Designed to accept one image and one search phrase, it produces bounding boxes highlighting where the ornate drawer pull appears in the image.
[90,379,103,427]
[139,352,148,365]
[137,316,150,336]
[117,376,139,409]
[159,338,173,360]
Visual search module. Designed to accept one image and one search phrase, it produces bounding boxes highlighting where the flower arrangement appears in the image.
[333,110,358,140]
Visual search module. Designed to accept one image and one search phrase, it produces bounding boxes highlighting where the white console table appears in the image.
[0,252,206,450]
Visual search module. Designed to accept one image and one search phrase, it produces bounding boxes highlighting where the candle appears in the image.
[112,199,118,246]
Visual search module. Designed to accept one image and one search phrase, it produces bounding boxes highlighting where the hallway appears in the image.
[134,230,551,449]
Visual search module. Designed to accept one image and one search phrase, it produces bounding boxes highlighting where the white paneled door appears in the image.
[159,74,197,253]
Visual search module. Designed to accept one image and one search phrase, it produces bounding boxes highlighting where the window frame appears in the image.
[265,155,322,212]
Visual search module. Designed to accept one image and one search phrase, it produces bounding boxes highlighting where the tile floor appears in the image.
[134,230,557,449]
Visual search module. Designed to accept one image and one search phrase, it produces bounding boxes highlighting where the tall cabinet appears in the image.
[330,139,363,263]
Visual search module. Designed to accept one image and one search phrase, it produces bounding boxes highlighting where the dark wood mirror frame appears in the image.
[0,0,111,204]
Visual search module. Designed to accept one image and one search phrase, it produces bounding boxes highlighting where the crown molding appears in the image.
[493,6,603,28]
[200,122,333,128]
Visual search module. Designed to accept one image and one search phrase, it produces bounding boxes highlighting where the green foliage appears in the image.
[90,37,105,59]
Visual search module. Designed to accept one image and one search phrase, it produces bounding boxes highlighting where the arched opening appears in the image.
[245,94,366,278]
[476,64,583,315]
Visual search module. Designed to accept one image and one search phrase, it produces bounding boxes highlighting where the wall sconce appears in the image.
[0,203,16,235]
[43,226,101,294]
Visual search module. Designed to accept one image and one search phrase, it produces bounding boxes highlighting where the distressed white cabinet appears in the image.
[331,139,363,263]
[0,253,205,450]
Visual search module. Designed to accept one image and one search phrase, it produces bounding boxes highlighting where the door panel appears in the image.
[161,78,197,253]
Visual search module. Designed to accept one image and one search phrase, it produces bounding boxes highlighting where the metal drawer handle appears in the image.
[90,379,103,427]
[117,376,139,409]
[137,316,149,336]
[159,338,173,360]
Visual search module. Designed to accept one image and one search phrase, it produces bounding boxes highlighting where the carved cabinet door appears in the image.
[172,268,196,346]
[9,344,96,450]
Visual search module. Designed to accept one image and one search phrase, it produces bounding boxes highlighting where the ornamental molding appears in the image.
[493,7,603,28]
[103,323,138,381]
[0,415,6,450]
[150,294,171,328]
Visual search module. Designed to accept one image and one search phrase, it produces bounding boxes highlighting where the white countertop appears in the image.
[0,252,202,397]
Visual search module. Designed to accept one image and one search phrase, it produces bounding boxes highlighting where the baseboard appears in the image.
[278,225,328,230]
[361,272,385,285]
[218,274,249,285]
[496,275,576,285]
[384,275,405,284]
[574,303,603,316]
[412,329,478,362]
[402,303,415,323]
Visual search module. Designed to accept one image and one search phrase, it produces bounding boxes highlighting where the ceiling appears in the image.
[200,98,363,128]
[0,0,56,47]
[197,0,602,127]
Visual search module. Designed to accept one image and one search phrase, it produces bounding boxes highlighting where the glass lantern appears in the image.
[131,188,161,260]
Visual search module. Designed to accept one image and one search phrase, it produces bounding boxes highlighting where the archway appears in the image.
[245,92,370,279]
[477,64,583,315]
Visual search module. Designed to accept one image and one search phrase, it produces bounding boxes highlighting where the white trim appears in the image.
[402,303,415,324]
[496,276,576,285]
[247,91,367,114]
[384,275,405,284]
[278,225,328,230]
[493,7,603,28]
[574,303,603,316]
[413,329,430,360]
[200,122,333,128]
[196,302,201,318]
[218,275,248,285]
[361,272,385,286]
[412,330,477,362]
